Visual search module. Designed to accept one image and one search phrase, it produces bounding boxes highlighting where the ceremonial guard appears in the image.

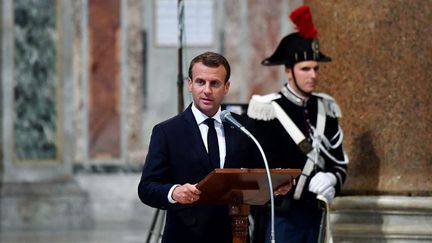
[247,5,349,243]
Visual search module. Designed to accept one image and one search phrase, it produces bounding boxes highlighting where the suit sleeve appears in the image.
[138,124,174,209]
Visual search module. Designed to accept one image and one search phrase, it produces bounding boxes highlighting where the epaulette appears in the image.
[247,93,281,121]
[313,92,342,118]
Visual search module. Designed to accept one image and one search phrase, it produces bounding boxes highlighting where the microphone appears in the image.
[220,110,244,129]
[220,110,277,243]
[220,110,253,138]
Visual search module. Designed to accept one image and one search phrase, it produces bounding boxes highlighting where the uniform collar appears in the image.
[281,83,309,107]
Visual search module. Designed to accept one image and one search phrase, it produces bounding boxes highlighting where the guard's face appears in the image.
[188,62,230,117]
[287,60,319,96]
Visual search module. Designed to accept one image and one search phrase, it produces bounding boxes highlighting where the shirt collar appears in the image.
[191,103,222,125]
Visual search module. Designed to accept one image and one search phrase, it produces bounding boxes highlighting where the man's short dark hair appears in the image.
[188,51,231,83]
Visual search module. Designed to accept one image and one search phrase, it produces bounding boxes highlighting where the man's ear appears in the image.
[285,67,294,81]
[224,80,231,94]
[187,78,193,92]
[285,67,293,75]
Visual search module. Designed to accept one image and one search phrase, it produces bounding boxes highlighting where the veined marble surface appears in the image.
[13,0,57,160]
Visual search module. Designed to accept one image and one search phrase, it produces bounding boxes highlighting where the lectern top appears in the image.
[196,168,301,205]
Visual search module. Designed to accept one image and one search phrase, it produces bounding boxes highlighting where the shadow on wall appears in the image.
[345,130,380,195]
[333,131,385,241]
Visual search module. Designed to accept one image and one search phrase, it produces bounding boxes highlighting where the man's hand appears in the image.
[172,183,201,204]
[274,178,295,196]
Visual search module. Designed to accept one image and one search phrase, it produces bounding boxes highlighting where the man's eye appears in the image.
[196,79,205,85]
[211,82,222,88]
[212,82,221,88]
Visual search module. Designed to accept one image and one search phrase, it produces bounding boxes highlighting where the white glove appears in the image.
[319,186,336,203]
[308,172,337,195]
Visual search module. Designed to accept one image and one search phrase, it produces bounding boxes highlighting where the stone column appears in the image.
[1,0,91,230]
[305,1,432,241]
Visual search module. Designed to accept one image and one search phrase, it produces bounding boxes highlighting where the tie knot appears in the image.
[204,118,215,128]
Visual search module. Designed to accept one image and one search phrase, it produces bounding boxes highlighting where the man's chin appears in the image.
[304,87,315,94]
[197,104,216,116]
[200,100,215,108]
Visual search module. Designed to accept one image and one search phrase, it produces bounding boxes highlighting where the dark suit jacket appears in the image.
[138,105,262,243]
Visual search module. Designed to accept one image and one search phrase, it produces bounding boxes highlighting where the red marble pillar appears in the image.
[88,0,120,159]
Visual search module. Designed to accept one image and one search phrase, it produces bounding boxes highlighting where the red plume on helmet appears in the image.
[261,5,331,66]
[289,5,318,39]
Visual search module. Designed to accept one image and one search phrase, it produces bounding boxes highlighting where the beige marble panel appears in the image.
[224,0,284,102]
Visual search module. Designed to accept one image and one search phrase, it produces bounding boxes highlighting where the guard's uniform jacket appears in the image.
[247,85,348,242]
[248,85,348,201]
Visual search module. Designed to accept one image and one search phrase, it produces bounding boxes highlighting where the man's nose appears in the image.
[204,83,212,93]
[310,70,318,79]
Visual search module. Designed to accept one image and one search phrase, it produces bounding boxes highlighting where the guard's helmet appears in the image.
[261,5,331,68]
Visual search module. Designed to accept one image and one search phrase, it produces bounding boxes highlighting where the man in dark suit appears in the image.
[138,51,267,243]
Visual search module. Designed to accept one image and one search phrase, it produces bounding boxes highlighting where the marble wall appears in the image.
[13,0,57,160]
[1,0,91,230]
[71,0,145,166]
[224,0,288,102]
[124,0,146,164]
[88,0,121,160]
[304,0,432,194]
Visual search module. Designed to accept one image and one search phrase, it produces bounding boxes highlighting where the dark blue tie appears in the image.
[204,118,220,168]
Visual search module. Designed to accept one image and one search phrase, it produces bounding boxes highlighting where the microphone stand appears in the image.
[238,127,276,243]
[176,0,185,113]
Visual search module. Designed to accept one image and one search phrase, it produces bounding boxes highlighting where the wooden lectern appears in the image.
[196,168,301,243]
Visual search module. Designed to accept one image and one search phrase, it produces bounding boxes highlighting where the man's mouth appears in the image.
[201,98,214,104]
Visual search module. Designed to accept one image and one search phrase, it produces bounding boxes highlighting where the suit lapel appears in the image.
[223,122,236,168]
